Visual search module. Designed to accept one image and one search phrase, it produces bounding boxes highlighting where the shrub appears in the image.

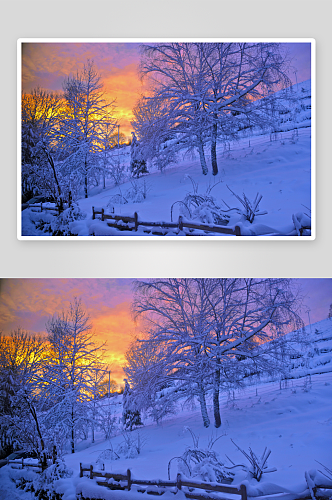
[230,440,276,481]
[50,203,86,236]
[33,459,73,500]
[171,177,229,226]
[168,428,233,483]
[224,186,267,224]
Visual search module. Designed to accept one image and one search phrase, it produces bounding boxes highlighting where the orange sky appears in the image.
[21,42,146,138]
[21,41,311,138]
[0,278,137,385]
[1,278,328,385]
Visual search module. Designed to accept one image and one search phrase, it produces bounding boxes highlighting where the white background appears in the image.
[1,0,331,279]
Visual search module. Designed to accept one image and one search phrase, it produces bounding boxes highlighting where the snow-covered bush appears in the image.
[107,192,128,206]
[50,203,86,236]
[29,210,54,234]
[96,444,120,465]
[109,161,127,186]
[230,440,276,481]
[126,179,151,203]
[131,159,148,178]
[224,186,268,223]
[292,211,311,236]
[32,459,73,500]
[116,431,146,459]
[171,177,229,226]
[168,428,233,483]
[14,460,73,500]
[97,402,118,440]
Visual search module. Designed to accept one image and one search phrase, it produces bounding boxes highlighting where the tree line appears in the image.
[21,60,127,206]
[0,299,117,461]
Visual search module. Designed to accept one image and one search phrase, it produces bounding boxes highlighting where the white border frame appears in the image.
[17,38,316,241]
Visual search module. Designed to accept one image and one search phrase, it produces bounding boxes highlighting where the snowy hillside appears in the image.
[1,318,331,499]
[21,81,312,238]
[287,319,332,378]
[65,318,332,489]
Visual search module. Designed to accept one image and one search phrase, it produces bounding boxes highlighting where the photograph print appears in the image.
[0,278,331,495]
[19,40,314,238]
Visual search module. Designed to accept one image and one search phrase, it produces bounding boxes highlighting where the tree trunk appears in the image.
[213,364,222,428]
[198,383,210,427]
[211,116,218,176]
[197,135,208,175]
[71,408,75,453]
[44,147,62,200]
[84,156,88,198]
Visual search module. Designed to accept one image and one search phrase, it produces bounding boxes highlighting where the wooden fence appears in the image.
[29,203,63,215]
[79,464,247,500]
[7,458,47,472]
[79,464,332,500]
[92,207,241,236]
[8,446,57,472]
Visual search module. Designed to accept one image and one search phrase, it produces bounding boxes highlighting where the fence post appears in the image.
[134,212,138,231]
[92,207,95,220]
[40,203,43,212]
[41,452,47,471]
[22,458,24,469]
[239,484,247,500]
[127,469,131,491]
[80,463,83,478]
[178,216,183,232]
[52,445,57,464]
[176,473,182,491]
[101,208,104,222]
[235,225,241,236]
[90,464,93,479]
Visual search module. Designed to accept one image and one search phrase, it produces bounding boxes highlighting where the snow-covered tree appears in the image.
[130,132,148,178]
[97,121,117,188]
[122,379,143,431]
[44,298,105,453]
[0,330,48,461]
[129,279,303,428]
[62,60,116,198]
[132,96,178,173]
[21,88,65,205]
[138,43,291,175]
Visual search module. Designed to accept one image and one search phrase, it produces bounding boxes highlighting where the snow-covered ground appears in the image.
[1,317,330,500]
[63,320,332,488]
[20,81,312,238]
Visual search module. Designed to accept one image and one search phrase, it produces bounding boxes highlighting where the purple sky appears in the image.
[0,278,329,383]
[21,41,312,136]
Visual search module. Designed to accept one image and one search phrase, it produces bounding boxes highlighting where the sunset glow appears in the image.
[21,41,311,138]
[0,279,136,384]
[0,278,331,385]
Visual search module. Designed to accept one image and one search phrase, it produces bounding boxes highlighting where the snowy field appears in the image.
[1,318,331,500]
[20,81,312,238]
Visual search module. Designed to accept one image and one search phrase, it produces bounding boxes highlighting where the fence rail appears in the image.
[79,464,332,500]
[7,458,47,472]
[92,207,241,236]
[79,465,246,500]
[92,208,311,237]
[29,203,65,215]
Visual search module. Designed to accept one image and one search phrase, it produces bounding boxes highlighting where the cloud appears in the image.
[21,42,143,135]
[21,42,311,137]
[2,278,329,384]
[0,278,136,383]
